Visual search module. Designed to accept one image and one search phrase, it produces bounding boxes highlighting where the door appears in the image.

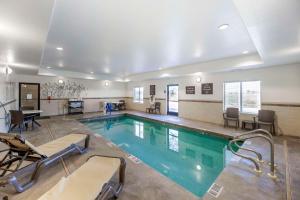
[167,84,179,116]
[19,83,40,110]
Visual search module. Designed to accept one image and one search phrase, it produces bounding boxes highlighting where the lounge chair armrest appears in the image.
[89,154,126,200]
[0,148,10,153]
[87,155,126,167]
[80,133,90,149]
[87,154,126,183]
[69,133,90,149]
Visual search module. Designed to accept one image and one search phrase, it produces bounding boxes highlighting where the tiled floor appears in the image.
[0,110,299,200]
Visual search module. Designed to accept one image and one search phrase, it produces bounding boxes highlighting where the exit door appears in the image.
[167,85,178,116]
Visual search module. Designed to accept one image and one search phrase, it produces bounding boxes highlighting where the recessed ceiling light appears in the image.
[47,66,51,69]
[194,49,202,57]
[1,67,12,75]
[161,73,170,77]
[58,79,64,84]
[56,47,63,51]
[90,71,94,74]
[218,24,229,30]
[58,63,64,67]
[242,50,249,54]
[7,54,14,63]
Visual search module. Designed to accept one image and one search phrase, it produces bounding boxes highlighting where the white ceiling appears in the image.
[41,0,256,76]
[0,0,54,74]
[0,0,299,80]
[233,0,300,66]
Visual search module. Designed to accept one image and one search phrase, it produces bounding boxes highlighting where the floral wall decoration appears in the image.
[41,80,88,99]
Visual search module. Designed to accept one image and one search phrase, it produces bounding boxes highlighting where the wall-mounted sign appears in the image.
[201,83,213,94]
[26,94,32,100]
[150,85,156,95]
[186,86,195,94]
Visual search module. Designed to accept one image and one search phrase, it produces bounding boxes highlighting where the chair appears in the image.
[256,110,276,135]
[146,104,155,113]
[0,133,89,192]
[37,155,126,200]
[153,102,161,114]
[9,110,33,134]
[118,100,126,110]
[223,107,239,128]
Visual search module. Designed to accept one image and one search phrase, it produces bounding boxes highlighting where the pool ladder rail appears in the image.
[228,129,277,179]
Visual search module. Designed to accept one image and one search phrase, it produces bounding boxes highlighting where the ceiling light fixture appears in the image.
[47,66,51,69]
[58,79,64,84]
[1,66,12,75]
[90,71,94,74]
[242,50,249,54]
[104,81,109,86]
[196,77,201,83]
[218,24,229,30]
[161,73,170,78]
[7,54,13,63]
[56,47,63,51]
[194,49,202,58]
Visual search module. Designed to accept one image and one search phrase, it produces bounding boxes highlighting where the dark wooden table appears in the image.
[23,110,43,128]
[241,120,256,130]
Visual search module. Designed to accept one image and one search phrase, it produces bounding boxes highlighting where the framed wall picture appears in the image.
[150,85,156,95]
[186,86,195,94]
[201,83,213,94]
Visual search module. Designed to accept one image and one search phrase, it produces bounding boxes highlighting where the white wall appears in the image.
[1,64,299,136]
[0,74,17,132]
[126,64,300,136]
[10,75,126,98]
[127,64,300,103]
[6,74,127,117]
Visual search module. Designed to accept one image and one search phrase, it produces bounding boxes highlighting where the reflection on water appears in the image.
[168,129,179,152]
[134,121,144,139]
[84,116,233,197]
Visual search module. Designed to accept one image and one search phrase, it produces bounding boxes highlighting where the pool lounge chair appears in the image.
[0,133,90,192]
[38,155,126,200]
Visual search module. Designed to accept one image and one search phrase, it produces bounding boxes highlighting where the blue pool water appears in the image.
[82,115,235,197]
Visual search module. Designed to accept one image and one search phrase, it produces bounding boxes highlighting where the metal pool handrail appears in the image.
[229,129,276,179]
[0,100,8,119]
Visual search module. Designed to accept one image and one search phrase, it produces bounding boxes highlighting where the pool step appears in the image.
[208,183,223,198]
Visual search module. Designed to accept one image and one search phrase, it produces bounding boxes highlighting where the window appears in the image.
[133,87,144,103]
[224,81,261,114]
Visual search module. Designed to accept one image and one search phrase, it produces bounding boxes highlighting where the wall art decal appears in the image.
[41,80,88,98]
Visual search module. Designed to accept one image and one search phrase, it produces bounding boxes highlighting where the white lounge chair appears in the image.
[38,155,126,200]
[0,133,90,192]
